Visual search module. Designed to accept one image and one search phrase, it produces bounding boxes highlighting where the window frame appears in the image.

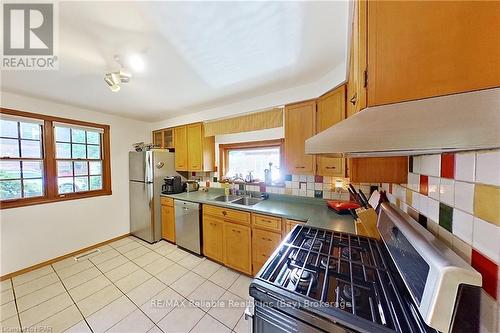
[0,108,111,209]
[219,139,284,181]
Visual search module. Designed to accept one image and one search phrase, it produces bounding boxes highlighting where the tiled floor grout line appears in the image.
[6,279,24,333]
[89,254,167,333]
[7,238,248,333]
[50,261,95,333]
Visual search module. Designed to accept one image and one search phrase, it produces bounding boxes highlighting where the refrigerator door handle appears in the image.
[145,151,153,183]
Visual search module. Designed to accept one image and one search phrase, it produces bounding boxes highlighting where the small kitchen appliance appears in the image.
[248,202,482,333]
[162,176,183,194]
[182,180,200,192]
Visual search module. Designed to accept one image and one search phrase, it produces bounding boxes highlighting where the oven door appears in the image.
[253,302,351,333]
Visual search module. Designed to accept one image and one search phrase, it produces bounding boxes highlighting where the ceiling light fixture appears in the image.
[104,56,132,92]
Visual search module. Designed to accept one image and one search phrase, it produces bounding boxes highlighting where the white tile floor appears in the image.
[0,237,252,333]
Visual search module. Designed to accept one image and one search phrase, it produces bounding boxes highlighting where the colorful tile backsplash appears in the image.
[383,149,500,308]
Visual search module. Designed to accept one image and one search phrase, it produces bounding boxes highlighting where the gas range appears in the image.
[248,203,482,333]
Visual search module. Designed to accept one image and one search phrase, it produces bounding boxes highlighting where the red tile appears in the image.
[419,175,429,196]
[471,249,498,300]
[441,153,455,179]
[315,175,323,183]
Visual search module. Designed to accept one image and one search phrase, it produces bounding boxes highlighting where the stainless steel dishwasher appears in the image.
[174,200,201,254]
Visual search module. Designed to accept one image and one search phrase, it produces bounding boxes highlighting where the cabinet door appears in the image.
[153,131,163,148]
[163,128,174,149]
[285,219,305,234]
[252,228,281,275]
[317,86,346,177]
[202,216,224,262]
[187,123,203,171]
[367,1,500,106]
[347,0,367,115]
[161,204,175,243]
[174,126,188,171]
[349,157,408,183]
[223,222,252,275]
[284,101,316,175]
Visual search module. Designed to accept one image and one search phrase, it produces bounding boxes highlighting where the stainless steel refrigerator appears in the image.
[129,150,176,243]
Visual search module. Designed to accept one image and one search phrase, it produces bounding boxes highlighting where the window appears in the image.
[54,124,103,194]
[0,118,44,200]
[0,108,111,209]
[220,139,283,182]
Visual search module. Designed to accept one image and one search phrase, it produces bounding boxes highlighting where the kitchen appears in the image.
[1,1,499,333]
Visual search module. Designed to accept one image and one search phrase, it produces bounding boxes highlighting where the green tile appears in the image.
[439,203,453,232]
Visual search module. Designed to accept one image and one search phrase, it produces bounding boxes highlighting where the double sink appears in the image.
[210,194,263,206]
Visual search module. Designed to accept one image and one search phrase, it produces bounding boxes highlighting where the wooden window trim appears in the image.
[219,139,284,178]
[0,108,112,209]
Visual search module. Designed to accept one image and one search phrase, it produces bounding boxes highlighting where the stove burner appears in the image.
[320,257,337,270]
[304,238,323,251]
[343,285,361,300]
[290,268,315,290]
[341,247,350,259]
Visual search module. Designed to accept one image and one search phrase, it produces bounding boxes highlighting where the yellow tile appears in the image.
[406,189,412,206]
[474,184,500,226]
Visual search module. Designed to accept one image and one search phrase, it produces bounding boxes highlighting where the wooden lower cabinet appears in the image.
[285,219,305,234]
[161,197,175,243]
[223,222,252,275]
[252,228,281,275]
[202,216,224,262]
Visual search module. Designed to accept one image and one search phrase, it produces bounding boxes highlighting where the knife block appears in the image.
[354,207,380,239]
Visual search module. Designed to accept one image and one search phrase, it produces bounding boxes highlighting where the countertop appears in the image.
[161,190,355,233]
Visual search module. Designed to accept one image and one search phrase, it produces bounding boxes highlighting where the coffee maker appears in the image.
[162,176,183,194]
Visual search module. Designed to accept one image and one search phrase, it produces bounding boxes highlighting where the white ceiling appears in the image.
[1,1,349,122]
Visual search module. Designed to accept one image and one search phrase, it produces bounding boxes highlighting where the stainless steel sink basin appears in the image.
[232,197,263,206]
[210,195,241,203]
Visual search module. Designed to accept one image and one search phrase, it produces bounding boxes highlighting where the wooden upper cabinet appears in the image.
[366,1,500,106]
[187,123,203,171]
[284,101,316,175]
[316,86,346,177]
[348,0,367,114]
[174,123,215,172]
[174,126,188,171]
[349,157,408,184]
[153,128,174,149]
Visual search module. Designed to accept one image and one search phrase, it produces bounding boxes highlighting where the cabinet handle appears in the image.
[349,93,357,105]
[295,166,305,169]
[325,166,336,169]
[261,237,272,242]
[232,229,241,234]
[222,211,227,216]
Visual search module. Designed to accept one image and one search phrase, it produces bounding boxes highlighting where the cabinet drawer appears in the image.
[203,205,250,225]
[252,214,282,232]
[161,197,174,207]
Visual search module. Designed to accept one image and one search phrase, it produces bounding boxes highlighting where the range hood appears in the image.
[306,88,500,157]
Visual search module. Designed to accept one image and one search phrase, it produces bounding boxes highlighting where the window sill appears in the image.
[0,190,112,209]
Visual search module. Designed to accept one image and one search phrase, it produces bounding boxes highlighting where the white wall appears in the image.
[0,92,150,275]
